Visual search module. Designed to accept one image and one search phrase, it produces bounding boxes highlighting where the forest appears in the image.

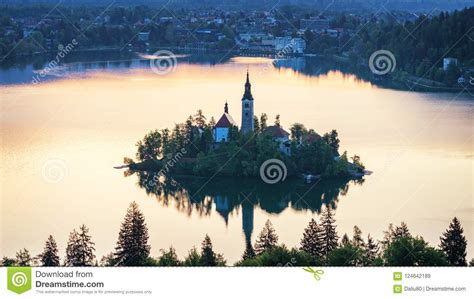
[2,201,470,267]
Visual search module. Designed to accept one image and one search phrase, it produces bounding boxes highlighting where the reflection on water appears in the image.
[134,172,359,248]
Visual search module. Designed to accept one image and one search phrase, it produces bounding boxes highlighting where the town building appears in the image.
[443,57,458,71]
[213,102,237,143]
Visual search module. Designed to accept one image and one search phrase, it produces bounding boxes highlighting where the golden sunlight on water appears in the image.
[0,57,473,263]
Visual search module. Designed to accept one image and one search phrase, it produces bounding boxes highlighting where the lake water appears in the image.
[0,55,472,264]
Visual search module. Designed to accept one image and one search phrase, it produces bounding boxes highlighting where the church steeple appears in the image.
[224,101,229,113]
[241,71,255,134]
[243,70,254,101]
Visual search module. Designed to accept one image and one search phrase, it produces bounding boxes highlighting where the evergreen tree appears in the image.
[40,235,60,266]
[260,113,268,131]
[300,218,324,257]
[254,220,279,255]
[242,241,256,260]
[440,217,467,266]
[15,248,31,266]
[393,222,411,239]
[1,257,16,266]
[340,233,350,247]
[114,202,151,266]
[352,225,365,248]
[200,235,217,266]
[253,116,260,133]
[193,109,207,128]
[183,247,201,266]
[157,247,181,266]
[365,234,379,264]
[65,225,96,266]
[320,207,338,260]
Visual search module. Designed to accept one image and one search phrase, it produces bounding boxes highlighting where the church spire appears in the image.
[224,101,228,113]
[242,70,254,101]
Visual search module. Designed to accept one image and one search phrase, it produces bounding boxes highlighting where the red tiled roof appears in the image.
[214,113,237,128]
[263,125,290,138]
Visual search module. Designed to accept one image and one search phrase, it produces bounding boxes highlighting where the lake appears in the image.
[0,54,472,263]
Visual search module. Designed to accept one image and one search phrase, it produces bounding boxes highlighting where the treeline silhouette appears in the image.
[2,202,470,267]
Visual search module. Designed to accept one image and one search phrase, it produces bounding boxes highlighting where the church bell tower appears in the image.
[241,71,254,134]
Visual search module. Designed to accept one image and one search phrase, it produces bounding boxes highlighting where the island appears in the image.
[121,72,367,181]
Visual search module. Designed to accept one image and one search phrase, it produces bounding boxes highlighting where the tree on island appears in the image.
[15,248,31,266]
[440,217,467,266]
[114,202,151,266]
[136,130,162,161]
[259,113,268,131]
[300,218,324,257]
[254,220,279,255]
[39,235,60,266]
[322,129,340,156]
[65,225,96,266]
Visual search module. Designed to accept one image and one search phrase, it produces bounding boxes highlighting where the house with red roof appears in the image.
[213,102,237,143]
[262,125,291,156]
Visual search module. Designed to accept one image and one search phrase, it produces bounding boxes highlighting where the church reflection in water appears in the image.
[128,171,363,247]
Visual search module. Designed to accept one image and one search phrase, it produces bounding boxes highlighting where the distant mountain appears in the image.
[1,0,472,12]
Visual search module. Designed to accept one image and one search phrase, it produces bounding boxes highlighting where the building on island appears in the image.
[213,102,237,143]
[212,72,292,157]
[241,71,255,134]
[262,125,291,156]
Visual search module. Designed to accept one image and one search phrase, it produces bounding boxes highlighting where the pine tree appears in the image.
[114,202,151,266]
[393,222,411,239]
[440,217,467,266]
[16,248,31,266]
[200,235,217,266]
[340,233,351,247]
[254,220,279,255]
[365,234,379,263]
[242,241,256,260]
[320,207,338,260]
[300,218,324,257]
[65,225,96,266]
[352,225,365,248]
[40,235,60,266]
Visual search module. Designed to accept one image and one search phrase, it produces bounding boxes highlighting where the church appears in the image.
[212,71,255,142]
[212,71,291,155]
